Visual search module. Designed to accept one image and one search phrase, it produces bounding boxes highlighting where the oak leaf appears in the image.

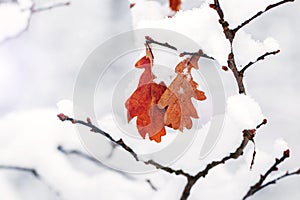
[125,46,167,142]
[157,53,206,131]
[169,0,181,12]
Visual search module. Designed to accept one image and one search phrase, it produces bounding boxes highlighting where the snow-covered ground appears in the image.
[0,0,299,199]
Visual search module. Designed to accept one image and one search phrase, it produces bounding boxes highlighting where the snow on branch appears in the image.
[56,0,298,199]
[57,113,270,200]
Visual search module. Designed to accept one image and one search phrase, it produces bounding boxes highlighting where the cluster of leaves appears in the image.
[125,44,206,142]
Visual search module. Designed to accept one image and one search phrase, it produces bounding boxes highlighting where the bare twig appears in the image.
[209,0,293,94]
[240,50,280,75]
[58,112,268,200]
[145,36,178,51]
[179,51,215,60]
[146,179,158,191]
[210,0,246,94]
[1,1,71,43]
[179,128,257,199]
[0,165,39,178]
[57,114,192,179]
[243,149,300,199]
[0,165,60,198]
[57,145,159,190]
[31,2,71,13]
[57,145,136,180]
[233,0,295,33]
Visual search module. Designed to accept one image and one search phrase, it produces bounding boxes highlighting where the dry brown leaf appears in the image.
[158,54,206,131]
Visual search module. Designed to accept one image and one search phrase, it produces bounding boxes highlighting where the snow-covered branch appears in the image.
[56,0,298,199]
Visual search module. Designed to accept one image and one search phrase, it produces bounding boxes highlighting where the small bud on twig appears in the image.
[222,66,229,71]
[283,149,290,157]
[209,4,216,10]
[57,113,68,121]
[87,117,91,124]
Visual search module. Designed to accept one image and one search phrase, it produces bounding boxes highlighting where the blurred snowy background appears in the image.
[0,0,299,199]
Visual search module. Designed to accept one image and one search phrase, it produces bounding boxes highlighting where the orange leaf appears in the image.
[158,54,206,131]
[125,45,167,142]
[169,0,181,12]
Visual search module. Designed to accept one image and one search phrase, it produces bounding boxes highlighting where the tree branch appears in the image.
[240,50,280,75]
[179,51,215,60]
[31,1,71,13]
[57,113,267,200]
[243,149,300,199]
[57,145,137,180]
[57,114,192,179]
[210,0,246,93]
[145,36,178,51]
[1,1,71,44]
[209,0,292,94]
[57,0,297,196]
[0,165,60,198]
[57,145,159,190]
[233,0,295,33]
[179,128,259,200]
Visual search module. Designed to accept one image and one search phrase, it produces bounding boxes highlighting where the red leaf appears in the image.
[169,0,181,12]
[125,46,167,142]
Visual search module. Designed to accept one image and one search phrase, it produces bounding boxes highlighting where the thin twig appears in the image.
[256,169,300,194]
[179,128,256,199]
[57,145,133,178]
[0,165,60,198]
[240,50,280,75]
[31,2,71,13]
[233,0,295,33]
[57,112,267,200]
[243,149,300,199]
[146,179,158,191]
[57,145,159,190]
[57,114,192,179]
[0,1,71,44]
[145,36,178,51]
[180,51,215,60]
